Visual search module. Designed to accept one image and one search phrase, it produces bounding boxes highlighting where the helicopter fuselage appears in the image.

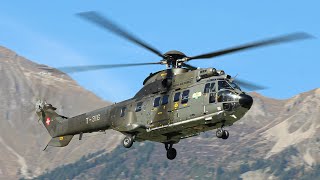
[42,68,253,145]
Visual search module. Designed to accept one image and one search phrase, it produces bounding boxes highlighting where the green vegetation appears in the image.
[28,144,319,180]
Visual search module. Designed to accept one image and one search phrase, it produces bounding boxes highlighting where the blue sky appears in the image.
[1,1,319,102]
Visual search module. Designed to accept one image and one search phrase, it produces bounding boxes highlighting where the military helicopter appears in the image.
[36,11,312,160]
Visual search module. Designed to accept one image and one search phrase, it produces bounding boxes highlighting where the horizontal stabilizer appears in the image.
[43,135,73,150]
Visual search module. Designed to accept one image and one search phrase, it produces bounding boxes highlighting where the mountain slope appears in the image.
[1,46,319,179]
[34,91,320,179]
[0,46,122,179]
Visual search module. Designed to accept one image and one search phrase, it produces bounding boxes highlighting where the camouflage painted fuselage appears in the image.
[39,68,252,146]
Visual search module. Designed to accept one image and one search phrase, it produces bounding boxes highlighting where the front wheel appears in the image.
[216,129,223,138]
[123,136,134,148]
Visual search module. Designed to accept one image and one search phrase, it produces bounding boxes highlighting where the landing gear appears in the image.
[222,130,229,139]
[122,135,134,148]
[216,129,224,138]
[165,143,177,160]
[216,129,229,140]
[167,148,177,160]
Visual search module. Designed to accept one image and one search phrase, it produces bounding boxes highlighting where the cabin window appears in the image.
[153,97,161,107]
[173,92,181,102]
[181,90,190,104]
[162,95,169,105]
[120,107,126,117]
[135,102,143,112]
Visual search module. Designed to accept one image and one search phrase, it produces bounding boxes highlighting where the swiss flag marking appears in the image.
[46,117,51,126]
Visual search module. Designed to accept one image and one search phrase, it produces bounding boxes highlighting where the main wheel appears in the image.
[216,129,223,138]
[222,130,229,140]
[167,148,177,160]
[122,136,134,148]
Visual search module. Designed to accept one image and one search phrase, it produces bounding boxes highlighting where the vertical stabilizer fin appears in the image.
[35,99,68,137]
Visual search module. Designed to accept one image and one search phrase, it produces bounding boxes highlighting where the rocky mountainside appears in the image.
[0,46,122,179]
[0,46,319,179]
[34,89,320,180]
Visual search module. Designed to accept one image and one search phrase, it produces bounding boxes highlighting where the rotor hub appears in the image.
[163,50,188,68]
[164,50,187,59]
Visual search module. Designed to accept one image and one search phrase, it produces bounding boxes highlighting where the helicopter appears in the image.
[36,11,312,160]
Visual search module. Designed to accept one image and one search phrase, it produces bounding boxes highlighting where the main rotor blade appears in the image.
[77,11,164,58]
[234,79,267,91]
[188,32,314,60]
[40,62,161,73]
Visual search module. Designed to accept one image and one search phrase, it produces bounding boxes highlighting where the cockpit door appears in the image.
[203,81,217,113]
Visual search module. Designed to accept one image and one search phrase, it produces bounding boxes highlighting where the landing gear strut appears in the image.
[216,126,229,140]
[165,143,177,160]
[122,135,134,148]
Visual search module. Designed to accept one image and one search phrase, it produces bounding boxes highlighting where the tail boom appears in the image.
[35,100,111,149]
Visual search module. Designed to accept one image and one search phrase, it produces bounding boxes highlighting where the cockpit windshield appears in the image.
[217,90,238,102]
[218,80,241,91]
[230,81,241,90]
[218,80,232,90]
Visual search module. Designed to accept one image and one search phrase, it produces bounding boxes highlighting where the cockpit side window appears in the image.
[210,82,216,92]
[204,83,216,93]
[217,90,235,102]
[209,93,216,103]
[204,83,211,93]
[181,90,190,104]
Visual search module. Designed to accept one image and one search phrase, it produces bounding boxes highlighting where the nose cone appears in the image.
[239,94,253,109]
